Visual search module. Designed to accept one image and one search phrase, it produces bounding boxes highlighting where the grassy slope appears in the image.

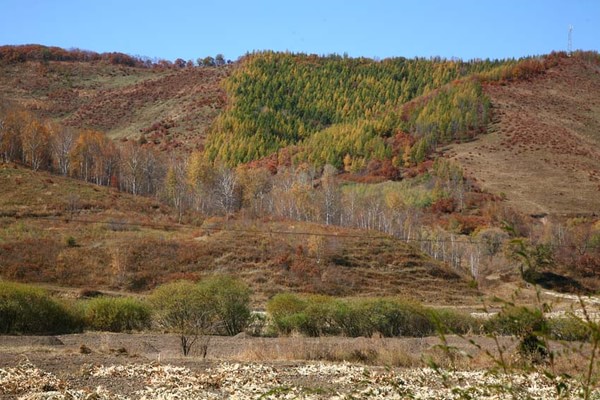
[0,61,228,151]
[0,163,478,306]
[0,163,170,217]
[447,56,600,216]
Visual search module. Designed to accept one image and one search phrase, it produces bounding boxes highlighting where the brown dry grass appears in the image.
[0,215,479,306]
[0,61,228,152]
[447,57,600,216]
[0,163,169,216]
[0,164,479,306]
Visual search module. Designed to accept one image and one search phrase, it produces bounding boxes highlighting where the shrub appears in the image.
[150,276,251,355]
[518,332,549,363]
[366,298,434,337]
[297,295,340,337]
[483,306,549,363]
[430,197,456,214]
[428,308,480,335]
[0,281,83,334]
[83,296,151,332]
[332,300,374,337]
[548,316,592,342]
[483,306,547,336]
[266,294,341,337]
[266,293,307,335]
[65,236,77,247]
[197,275,252,336]
[266,295,435,337]
[150,280,216,356]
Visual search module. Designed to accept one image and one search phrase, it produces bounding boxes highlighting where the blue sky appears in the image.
[1,0,598,62]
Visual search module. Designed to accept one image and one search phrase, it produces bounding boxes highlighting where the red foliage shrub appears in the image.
[430,197,456,214]
[442,214,487,235]
[362,159,401,180]
[572,254,600,278]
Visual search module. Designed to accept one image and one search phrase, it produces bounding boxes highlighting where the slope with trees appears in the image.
[2,47,600,300]
[204,52,507,168]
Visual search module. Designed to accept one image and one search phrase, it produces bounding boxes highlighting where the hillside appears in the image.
[0,163,479,305]
[447,55,600,215]
[1,46,599,300]
[204,52,507,167]
[0,56,228,152]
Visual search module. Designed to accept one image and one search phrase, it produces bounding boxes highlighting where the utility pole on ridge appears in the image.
[568,25,573,56]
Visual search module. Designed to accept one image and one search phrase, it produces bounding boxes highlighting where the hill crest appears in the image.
[0,53,229,152]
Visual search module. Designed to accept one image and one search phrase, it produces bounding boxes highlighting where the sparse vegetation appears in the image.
[0,46,229,153]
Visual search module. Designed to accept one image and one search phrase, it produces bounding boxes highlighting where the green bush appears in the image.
[267,294,343,337]
[483,306,595,342]
[149,280,215,356]
[336,298,437,338]
[332,300,374,337]
[548,316,592,342]
[0,281,83,334]
[83,296,151,332]
[266,293,308,335]
[518,332,549,363]
[197,275,252,336]
[297,295,340,337]
[65,236,77,247]
[266,295,435,337]
[483,306,551,363]
[483,306,547,336]
[149,277,251,356]
[428,308,480,335]
[366,298,434,337]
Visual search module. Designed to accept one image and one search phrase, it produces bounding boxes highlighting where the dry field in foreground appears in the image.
[3,360,596,399]
[0,333,599,399]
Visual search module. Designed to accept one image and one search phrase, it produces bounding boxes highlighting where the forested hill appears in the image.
[2,45,597,179]
[203,52,514,168]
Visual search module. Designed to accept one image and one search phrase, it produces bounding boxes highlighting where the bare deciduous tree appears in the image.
[21,118,49,171]
[50,125,76,176]
[214,166,240,216]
